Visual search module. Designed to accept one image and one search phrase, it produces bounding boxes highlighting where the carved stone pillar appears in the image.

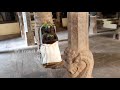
[63,12,94,78]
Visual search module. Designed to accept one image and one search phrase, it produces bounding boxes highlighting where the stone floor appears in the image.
[0,31,68,52]
[1,30,120,78]
[0,37,27,52]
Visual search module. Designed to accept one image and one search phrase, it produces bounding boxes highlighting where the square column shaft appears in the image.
[68,12,89,52]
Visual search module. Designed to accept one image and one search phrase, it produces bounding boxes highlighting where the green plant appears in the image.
[42,22,55,29]
[47,34,54,38]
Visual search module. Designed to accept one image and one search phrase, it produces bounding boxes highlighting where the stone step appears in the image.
[103,24,117,29]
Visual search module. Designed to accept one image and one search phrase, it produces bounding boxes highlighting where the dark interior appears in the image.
[102,12,117,18]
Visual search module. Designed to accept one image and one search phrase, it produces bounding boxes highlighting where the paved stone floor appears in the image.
[0,37,27,52]
[1,30,120,78]
[0,31,68,52]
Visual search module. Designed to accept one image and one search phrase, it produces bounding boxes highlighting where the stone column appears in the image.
[97,12,103,18]
[113,27,120,40]
[116,12,119,19]
[56,12,62,27]
[22,12,35,46]
[89,15,97,35]
[64,12,94,78]
[17,12,24,38]
[113,12,120,40]
[1,12,6,21]
[33,12,53,49]
[118,12,120,25]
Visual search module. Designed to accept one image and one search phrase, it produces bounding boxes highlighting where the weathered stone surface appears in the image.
[34,12,53,25]
[64,12,94,78]
[67,12,89,51]
[17,12,24,38]
[113,27,120,40]
[64,47,94,78]
[89,16,97,35]
[97,12,103,18]
[1,31,120,78]
[22,12,35,46]
[56,12,62,27]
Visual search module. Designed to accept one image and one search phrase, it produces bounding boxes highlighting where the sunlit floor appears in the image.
[1,30,120,78]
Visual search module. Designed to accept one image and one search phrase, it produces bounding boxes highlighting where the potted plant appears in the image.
[40,22,62,68]
[41,22,58,44]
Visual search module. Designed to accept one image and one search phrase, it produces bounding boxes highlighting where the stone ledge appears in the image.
[0,45,37,53]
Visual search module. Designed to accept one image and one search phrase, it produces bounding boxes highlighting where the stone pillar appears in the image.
[118,12,120,26]
[97,12,103,18]
[64,12,94,78]
[33,12,53,49]
[17,12,24,38]
[56,12,62,27]
[22,12,35,46]
[89,15,97,35]
[113,27,120,40]
[113,12,120,40]
[116,12,119,19]
[1,12,6,21]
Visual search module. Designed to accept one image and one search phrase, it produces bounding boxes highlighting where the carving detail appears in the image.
[63,47,94,78]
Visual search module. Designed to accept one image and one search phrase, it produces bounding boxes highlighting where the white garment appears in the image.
[40,41,62,64]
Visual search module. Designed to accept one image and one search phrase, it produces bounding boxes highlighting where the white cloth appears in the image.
[40,41,62,64]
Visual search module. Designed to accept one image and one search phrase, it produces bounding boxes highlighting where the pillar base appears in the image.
[64,47,94,78]
[113,33,120,40]
[113,27,120,40]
